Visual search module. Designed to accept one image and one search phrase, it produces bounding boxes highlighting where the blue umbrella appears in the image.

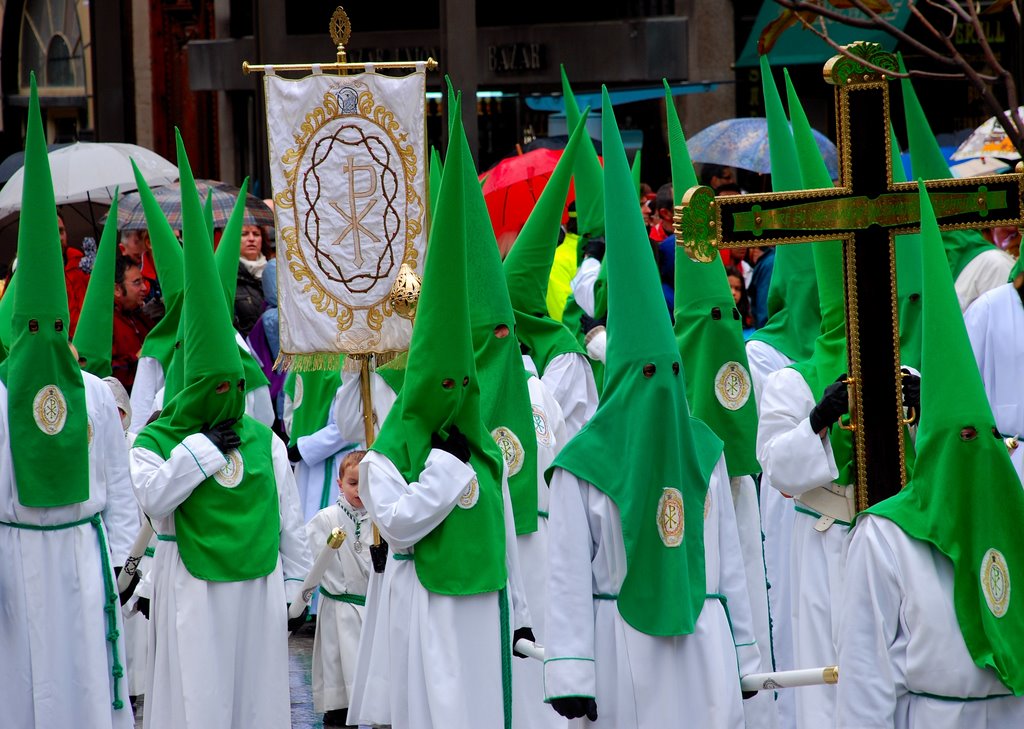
[686,117,839,179]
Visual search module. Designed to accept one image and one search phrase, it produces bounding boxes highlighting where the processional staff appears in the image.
[675,41,1024,512]
[244,5,433,572]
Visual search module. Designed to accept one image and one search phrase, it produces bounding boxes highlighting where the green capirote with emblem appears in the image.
[553,89,723,636]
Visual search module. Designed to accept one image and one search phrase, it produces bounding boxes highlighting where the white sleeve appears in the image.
[542,352,598,438]
[272,434,314,602]
[297,387,351,464]
[963,293,991,375]
[836,518,902,729]
[756,368,840,495]
[543,468,597,701]
[500,463,531,631]
[246,385,276,427]
[129,434,228,519]
[333,371,396,445]
[282,391,295,439]
[711,458,760,679]
[359,449,475,550]
[96,388,141,564]
[570,257,602,318]
[128,357,163,434]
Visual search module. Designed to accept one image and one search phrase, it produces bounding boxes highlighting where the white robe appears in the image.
[294,382,357,523]
[544,457,760,729]
[332,369,400,448]
[838,516,1024,729]
[130,431,313,729]
[747,338,798,729]
[757,367,846,729]
[956,247,1015,313]
[571,256,602,318]
[964,283,1024,480]
[351,450,531,729]
[306,500,372,713]
[129,333,274,433]
[540,351,598,438]
[515,360,570,729]
[0,372,139,729]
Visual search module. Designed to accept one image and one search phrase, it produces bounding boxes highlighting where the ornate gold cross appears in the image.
[675,42,1024,511]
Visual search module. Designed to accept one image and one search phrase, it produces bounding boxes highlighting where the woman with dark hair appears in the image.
[726,264,753,333]
[235,224,268,337]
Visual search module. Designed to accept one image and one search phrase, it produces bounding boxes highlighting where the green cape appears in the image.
[73,190,120,377]
[372,95,507,595]
[899,56,993,280]
[783,68,855,485]
[866,183,1024,693]
[503,114,589,376]
[553,88,723,636]
[0,73,90,508]
[746,56,821,363]
[667,79,760,478]
[134,130,279,582]
[283,358,343,448]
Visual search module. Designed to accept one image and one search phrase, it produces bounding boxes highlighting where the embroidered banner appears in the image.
[265,70,426,366]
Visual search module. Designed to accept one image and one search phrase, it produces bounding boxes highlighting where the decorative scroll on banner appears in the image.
[265,68,427,369]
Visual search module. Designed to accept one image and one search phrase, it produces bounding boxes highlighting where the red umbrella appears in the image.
[479,149,575,250]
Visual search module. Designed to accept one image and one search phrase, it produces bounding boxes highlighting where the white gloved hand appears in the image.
[585,326,607,364]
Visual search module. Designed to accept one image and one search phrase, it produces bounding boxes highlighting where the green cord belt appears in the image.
[0,513,125,710]
[318,587,366,606]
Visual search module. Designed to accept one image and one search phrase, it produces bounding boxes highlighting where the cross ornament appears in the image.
[675,42,1024,511]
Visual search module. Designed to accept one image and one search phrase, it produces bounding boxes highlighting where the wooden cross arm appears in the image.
[674,171,1024,264]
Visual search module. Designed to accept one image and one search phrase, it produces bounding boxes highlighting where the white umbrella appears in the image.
[0,142,178,215]
[951,107,1023,162]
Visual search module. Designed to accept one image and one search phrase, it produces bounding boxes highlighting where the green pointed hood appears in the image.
[503,114,589,375]
[429,145,443,218]
[899,55,992,279]
[747,55,821,362]
[372,96,507,595]
[554,88,723,636]
[135,161,184,371]
[215,178,249,307]
[785,68,855,485]
[135,131,279,584]
[867,183,1024,693]
[561,65,604,239]
[72,189,121,377]
[890,124,924,370]
[449,93,539,537]
[0,276,17,359]
[0,73,90,507]
[630,149,642,198]
[668,79,759,478]
[213,178,269,394]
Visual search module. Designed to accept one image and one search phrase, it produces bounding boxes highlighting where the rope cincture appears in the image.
[0,513,126,710]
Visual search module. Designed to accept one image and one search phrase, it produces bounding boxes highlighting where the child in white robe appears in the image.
[307,450,372,727]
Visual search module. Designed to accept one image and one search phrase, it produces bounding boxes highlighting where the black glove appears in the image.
[115,565,141,607]
[512,626,536,659]
[808,376,850,434]
[580,313,607,336]
[287,605,309,633]
[901,368,921,425]
[742,690,758,700]
[550,696,598,721]
[431,424,471,463]
[287,443,302,463]
[202,419,240,454]
[136,597,150,620]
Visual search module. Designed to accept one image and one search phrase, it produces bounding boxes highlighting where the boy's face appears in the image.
[339,464,362,509]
